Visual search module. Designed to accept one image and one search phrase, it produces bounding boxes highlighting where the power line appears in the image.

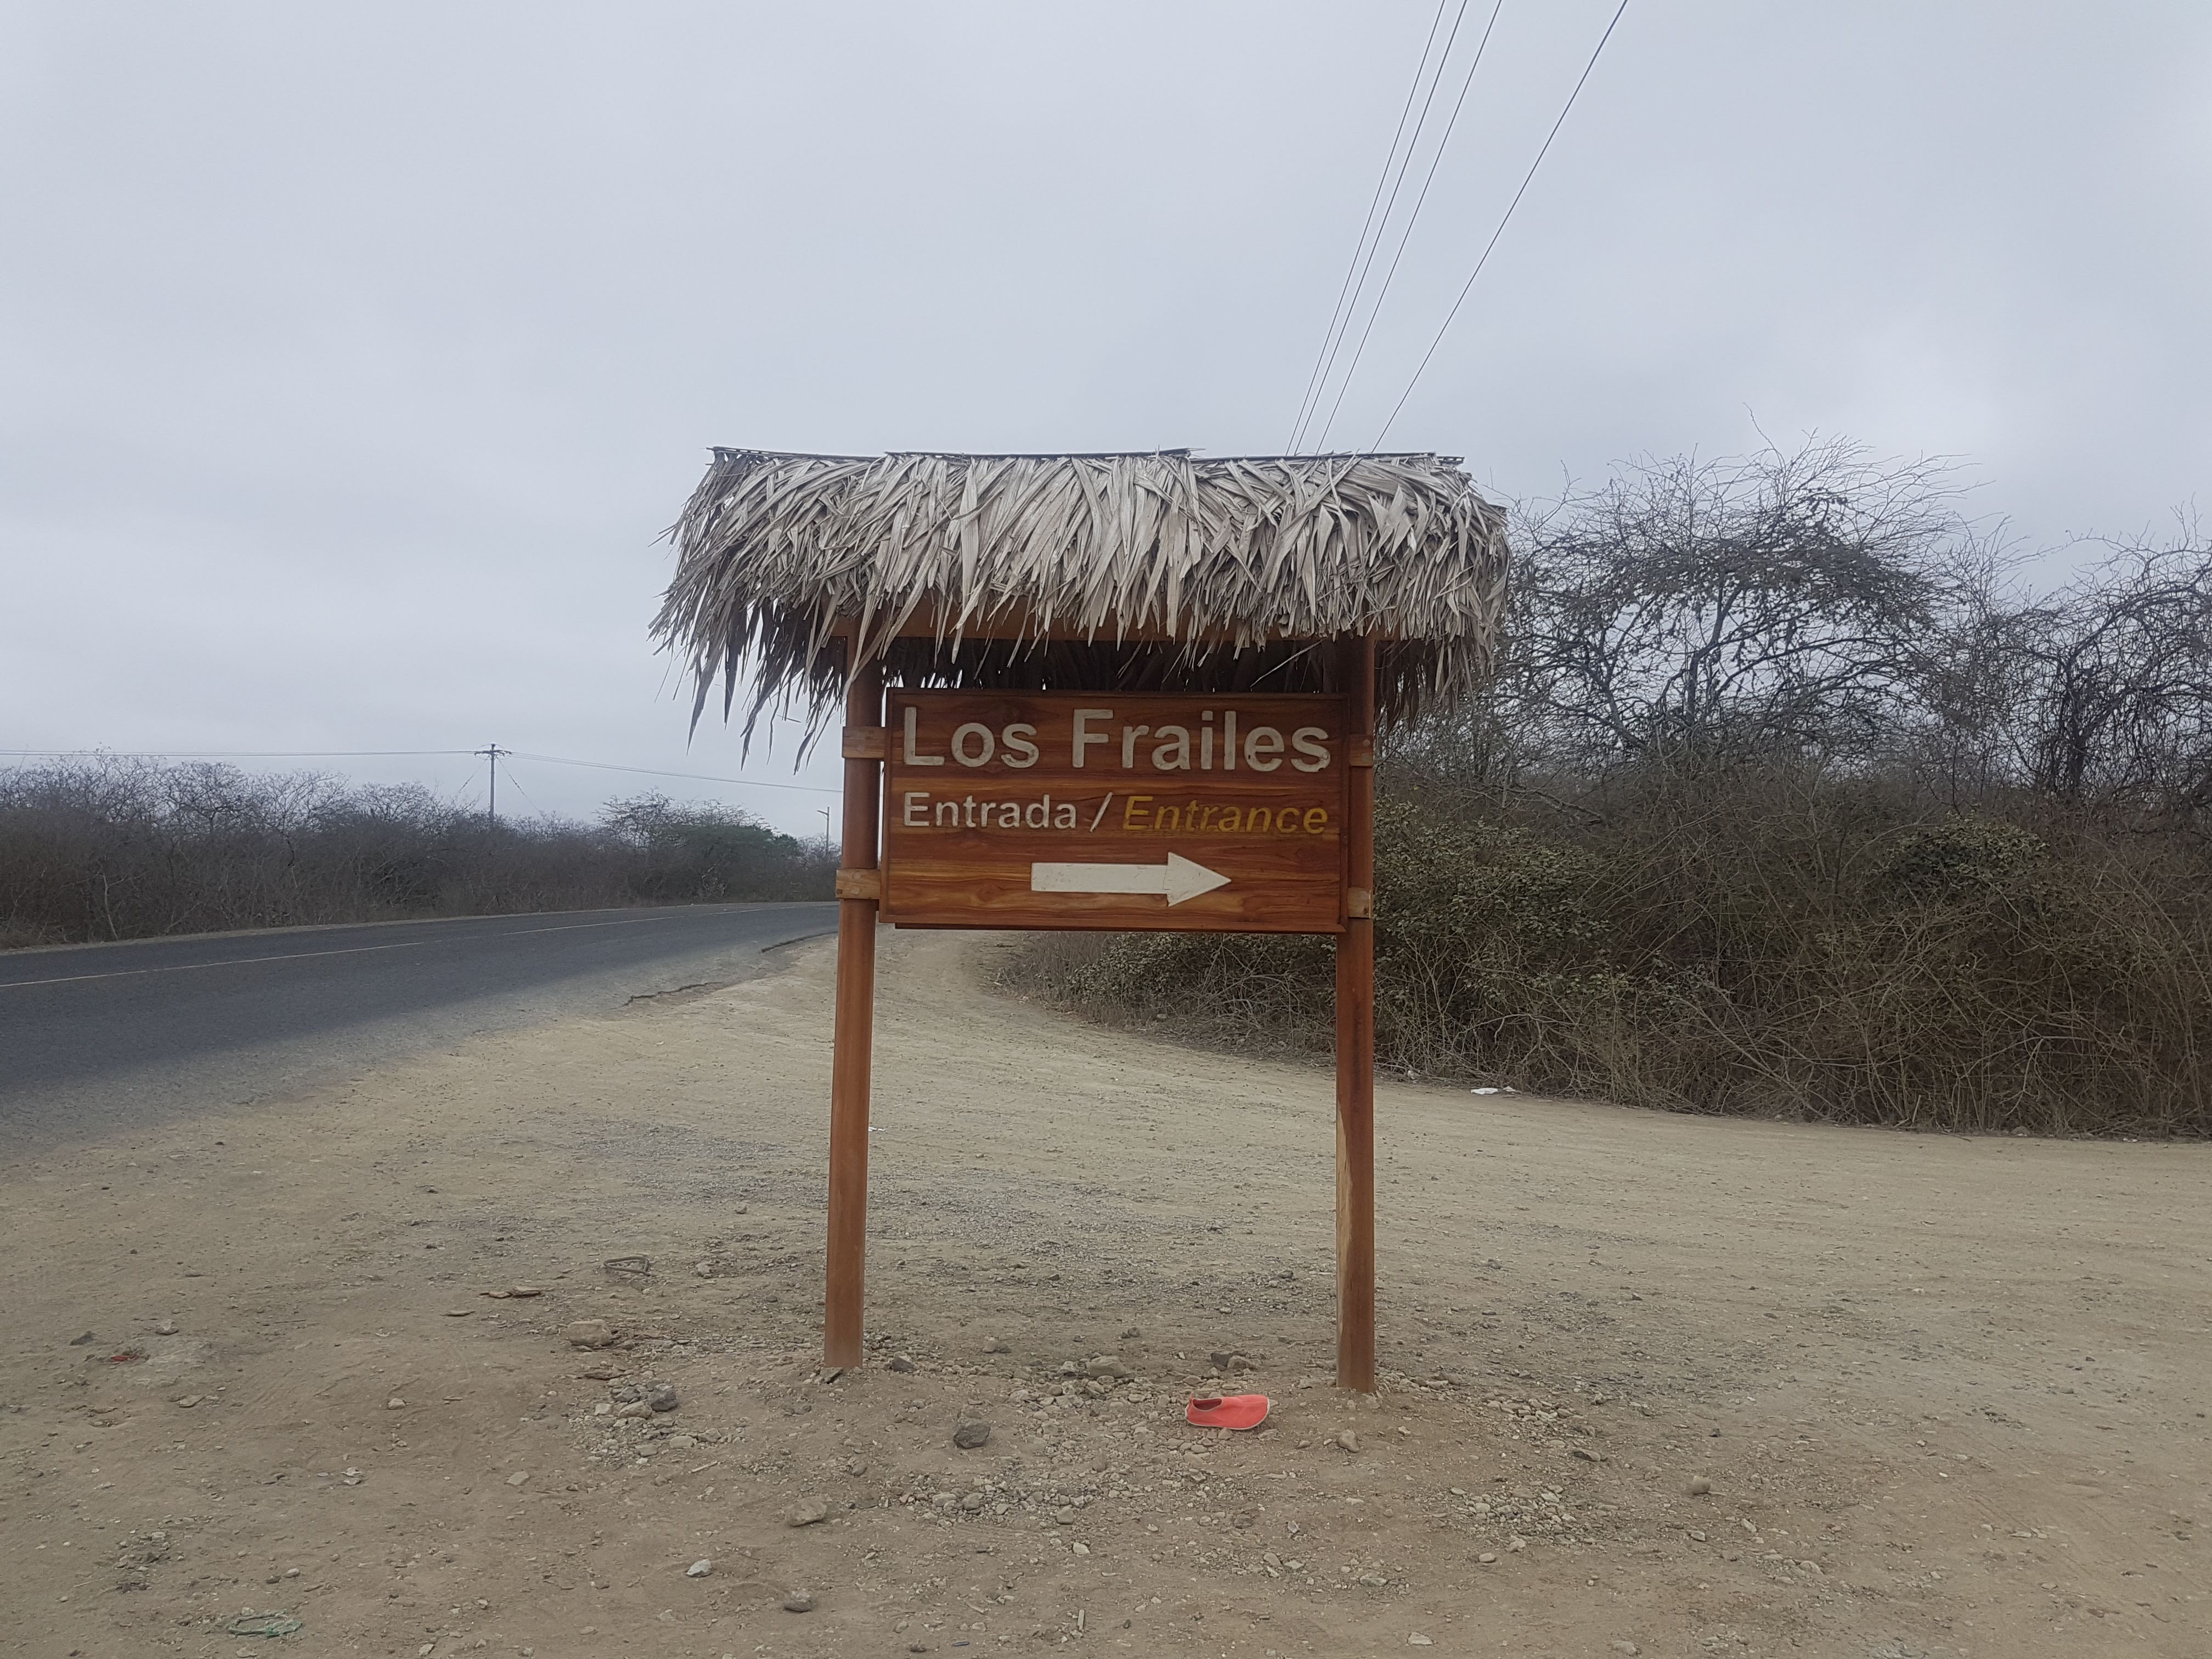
[1293,0,1476,454]
[1,746,844,797]
[493,753,549,820]
[1372,0,1633,450]
[0,747,478,759]
[1312,0,1506,452]
[1284,0,1458,453]
[504,751,842,796]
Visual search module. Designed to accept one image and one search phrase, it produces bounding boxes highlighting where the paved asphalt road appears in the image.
[0,902,837,1145]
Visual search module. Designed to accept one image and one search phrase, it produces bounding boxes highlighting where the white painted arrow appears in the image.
[1029,853,1232,906]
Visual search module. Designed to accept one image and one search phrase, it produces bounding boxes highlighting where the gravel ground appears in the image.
[1,928,2207,1658]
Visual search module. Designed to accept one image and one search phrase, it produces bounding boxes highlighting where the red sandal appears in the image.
[1185,1393,1271,1430]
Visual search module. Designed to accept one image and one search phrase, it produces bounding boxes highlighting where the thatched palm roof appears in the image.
[655,448,1508,743]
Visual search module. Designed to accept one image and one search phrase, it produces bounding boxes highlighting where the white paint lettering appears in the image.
[1290,726,1332,772]
[1243,726,1284,771]
[903,791,929,826]
[1150,726,1192,770]
[1001,723,1040,768]
[1072,709,1113,769]
[1120,724,1152,768]
[903,705,945,765]
[951,722,996,766]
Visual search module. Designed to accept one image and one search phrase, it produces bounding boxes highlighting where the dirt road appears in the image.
[3,930,2207,1658]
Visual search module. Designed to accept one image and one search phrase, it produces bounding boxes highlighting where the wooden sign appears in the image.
[820,639,1380,1392]
[881,691,1350,933]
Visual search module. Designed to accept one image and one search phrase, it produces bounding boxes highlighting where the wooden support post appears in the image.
[1335,634,1378,1392]
[824,648,884,1369]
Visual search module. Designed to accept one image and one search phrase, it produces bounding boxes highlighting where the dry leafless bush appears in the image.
[1017,443,2212,1137]
[0,760,833,945]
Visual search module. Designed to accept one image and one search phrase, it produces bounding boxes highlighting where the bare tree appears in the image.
[2014,530,2212,817]
[0,760,833,946]
[1502,439,1977,771]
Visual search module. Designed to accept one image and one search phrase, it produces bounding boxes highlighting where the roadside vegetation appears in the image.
[1017,441,2212,1136]
[0,764,833,947]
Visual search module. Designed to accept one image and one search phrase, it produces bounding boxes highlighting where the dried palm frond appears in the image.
[653,448,1508,749]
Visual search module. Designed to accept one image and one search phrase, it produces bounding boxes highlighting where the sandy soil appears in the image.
[3,929,2208,1659]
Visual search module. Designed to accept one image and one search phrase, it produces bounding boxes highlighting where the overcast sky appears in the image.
[4,2,2207,836]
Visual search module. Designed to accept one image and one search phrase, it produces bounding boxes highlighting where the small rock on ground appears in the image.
[565,1320,617,1350]
[887,1355,917,1373]
[782,1591,815,1613]
[786,1499,830,1527]
[686,1559,712,1578]
[952,1420,992,1449]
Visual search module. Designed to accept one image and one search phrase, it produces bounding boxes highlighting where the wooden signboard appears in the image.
[880,691,1350,933]
[825,639,1379,1393]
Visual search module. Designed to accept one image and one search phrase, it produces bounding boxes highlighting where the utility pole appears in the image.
[477,743,509,826]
